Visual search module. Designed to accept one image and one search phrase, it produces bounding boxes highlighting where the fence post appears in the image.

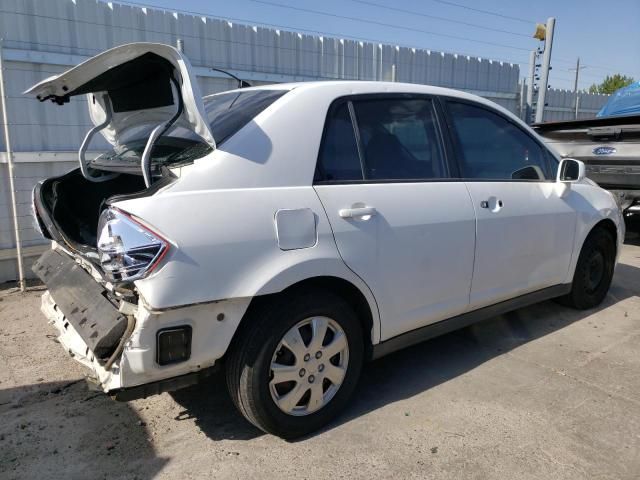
[0,39,26,291]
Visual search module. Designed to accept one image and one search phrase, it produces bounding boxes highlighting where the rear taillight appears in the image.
[97,208,168,283]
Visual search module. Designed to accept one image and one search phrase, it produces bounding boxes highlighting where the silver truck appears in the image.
[534,114,640,230]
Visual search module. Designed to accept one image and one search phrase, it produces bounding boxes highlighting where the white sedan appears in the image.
[29,43,623,438]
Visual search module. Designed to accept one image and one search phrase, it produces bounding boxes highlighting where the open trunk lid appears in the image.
[25,42,215,151]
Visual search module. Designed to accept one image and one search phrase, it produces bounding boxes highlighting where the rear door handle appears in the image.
[480,199,503,209]
[339,206,377,219]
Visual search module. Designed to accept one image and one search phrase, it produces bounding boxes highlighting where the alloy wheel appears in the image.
[269,316,349,416]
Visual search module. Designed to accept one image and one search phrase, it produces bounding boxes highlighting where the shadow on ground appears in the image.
[171,252,640,442]
[170,375,263,441]
[0,380,168,480]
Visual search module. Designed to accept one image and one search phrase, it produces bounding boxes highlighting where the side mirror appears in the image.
[557,158,586,183]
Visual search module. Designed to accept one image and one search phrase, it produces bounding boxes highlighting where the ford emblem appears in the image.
[593,146,616,155]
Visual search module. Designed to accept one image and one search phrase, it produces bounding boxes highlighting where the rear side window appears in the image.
[316,103,364,181]
[352,98,447,180]
[204,89,287,145]
[316,97,447,182]
[447,101,550,181]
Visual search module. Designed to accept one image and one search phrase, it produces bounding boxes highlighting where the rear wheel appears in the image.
[225,289,364,439]
[560,227,616,309]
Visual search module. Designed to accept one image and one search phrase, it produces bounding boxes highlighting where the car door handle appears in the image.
[339,206,377,219]
[480,199,503,209]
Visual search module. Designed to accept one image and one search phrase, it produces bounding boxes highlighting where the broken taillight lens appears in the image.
[97,208,168,283]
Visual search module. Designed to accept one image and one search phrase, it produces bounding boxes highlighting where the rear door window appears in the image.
[316,103,364,181]
[315,96,448,182]
[352,98,447,180]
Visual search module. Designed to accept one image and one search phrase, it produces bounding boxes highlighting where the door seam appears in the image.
[462,181,478,310]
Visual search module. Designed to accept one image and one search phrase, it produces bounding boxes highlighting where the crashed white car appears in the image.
[30,43,623,438]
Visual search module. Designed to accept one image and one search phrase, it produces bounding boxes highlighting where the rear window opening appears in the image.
[90,89,287,175]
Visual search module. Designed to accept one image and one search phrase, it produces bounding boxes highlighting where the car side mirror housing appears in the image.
[557,158,586,183]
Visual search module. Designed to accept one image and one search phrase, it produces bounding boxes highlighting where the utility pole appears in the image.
[572,57,581,92]
[534,17,555,123]
[569,57,587,119]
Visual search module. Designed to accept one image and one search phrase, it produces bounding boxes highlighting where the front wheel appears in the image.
[560,227,616,310]
[225,289,364,439]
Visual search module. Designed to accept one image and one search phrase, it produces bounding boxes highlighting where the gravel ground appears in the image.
[1,240,639,480]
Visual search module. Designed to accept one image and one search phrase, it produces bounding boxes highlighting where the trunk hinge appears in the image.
[78,94,119,182]
[140,76,185,188]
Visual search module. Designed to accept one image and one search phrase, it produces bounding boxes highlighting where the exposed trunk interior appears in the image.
[36,168,147,248]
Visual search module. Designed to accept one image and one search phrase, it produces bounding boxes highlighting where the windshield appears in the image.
[90,89,288,173]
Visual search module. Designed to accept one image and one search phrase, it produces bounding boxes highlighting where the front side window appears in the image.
[447,101,550,180]
[352,98,447,181]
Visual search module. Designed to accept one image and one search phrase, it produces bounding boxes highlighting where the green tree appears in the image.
[588,74,635,94]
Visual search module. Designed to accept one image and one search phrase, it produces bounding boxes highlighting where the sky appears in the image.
[122,0,640,91]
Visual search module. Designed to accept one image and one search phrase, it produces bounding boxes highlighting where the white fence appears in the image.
[0,0,611,282]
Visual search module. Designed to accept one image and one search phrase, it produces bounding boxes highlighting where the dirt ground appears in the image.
[1,240,639,480]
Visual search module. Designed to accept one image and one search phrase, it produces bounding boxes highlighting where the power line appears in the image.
[552,57,633,74]
[248,0,533,52]
[428,0,531,24]
[348,0,530,38]
[108,0,526,62]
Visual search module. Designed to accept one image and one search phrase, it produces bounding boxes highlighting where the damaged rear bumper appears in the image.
[34,247,251,401]
[34,249,130,362]
[41,290,124,392]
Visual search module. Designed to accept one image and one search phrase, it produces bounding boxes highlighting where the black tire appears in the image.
[560,227,616,310]
[225,288,364,439]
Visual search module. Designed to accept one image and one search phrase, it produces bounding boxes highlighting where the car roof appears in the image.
[203,81,527,130]
[206,80,479,98]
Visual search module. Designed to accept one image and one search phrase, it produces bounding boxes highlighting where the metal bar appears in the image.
[0,151,97,163]
[0,40,25,291]
[0,244,48,262]
[77,94,117,182]
[518,80,526,120]
[526,50,536,123]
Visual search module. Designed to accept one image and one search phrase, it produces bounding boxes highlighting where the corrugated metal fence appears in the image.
[523,85,609,122]
[0,0,610,282]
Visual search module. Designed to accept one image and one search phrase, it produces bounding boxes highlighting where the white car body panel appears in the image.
[563,181,625,280]
[103,82,624,389]
[464,181,578,308]
[42,285,253,391]
[314,182,476,340]
[29,59,624,396]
